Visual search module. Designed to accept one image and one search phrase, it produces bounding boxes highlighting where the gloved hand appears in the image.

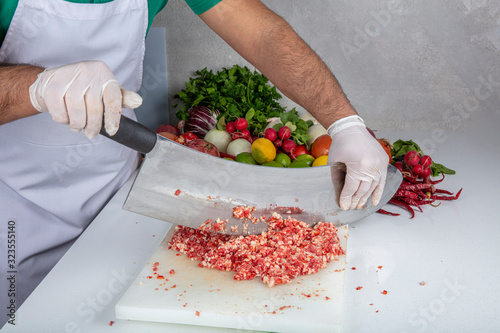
[327,115,388,210]
[29,60,143,139]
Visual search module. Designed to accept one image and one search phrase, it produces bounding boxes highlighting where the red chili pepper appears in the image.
[389,198,415,219]
[219,152,236,159]
[181,131,199,143]
[433,189,454,195]
[397,197,423,212]
[403,175,419,184]
[376,209,400,216]
[394,189,420,200]
[434,188,463,201]
[428,173,445,184]
[401,180,415,187]
[413,190,429,200]
[399,183,433,191]
[416,197,436,205]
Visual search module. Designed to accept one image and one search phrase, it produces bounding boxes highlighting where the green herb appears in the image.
[391,139,456,177]
[173,65,298,137]
[391,139,421,161]
[430,162,456,176]
[272,112,312,146]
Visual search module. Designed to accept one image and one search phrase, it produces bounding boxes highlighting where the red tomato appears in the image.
[311,134,332,158]
[181,131,199,144]
[377,138,392,164]
[290,144,310,159]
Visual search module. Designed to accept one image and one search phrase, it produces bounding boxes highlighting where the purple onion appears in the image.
[184,106,219,138]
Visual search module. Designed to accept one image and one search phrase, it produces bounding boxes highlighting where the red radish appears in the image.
[234,118,248,131]
[282,139,296,153]
[264,128,277,142]
[155,124,180,136]
[278,126,291,140]
[394,161,405,172]
[421,167,431,179]
[412,164,423,176]
[226,121,236,134]
[420,155,432,168]
[240,129,251,139]
[274,138,282,148]
[404,151,420,167]
[231,132,244,140]
[185,139,220,157]
[241,129,252,142]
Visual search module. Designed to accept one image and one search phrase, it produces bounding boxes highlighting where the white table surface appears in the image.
[2,113,499,333]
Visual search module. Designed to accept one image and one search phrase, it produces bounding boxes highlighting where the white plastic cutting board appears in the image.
[116,225,348,333]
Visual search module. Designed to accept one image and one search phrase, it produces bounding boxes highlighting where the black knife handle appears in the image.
[99,115,157,155]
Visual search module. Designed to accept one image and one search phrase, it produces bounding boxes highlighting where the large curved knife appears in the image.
[101,116,403,235]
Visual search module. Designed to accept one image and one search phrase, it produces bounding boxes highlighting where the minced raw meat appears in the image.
[169,210,345,287]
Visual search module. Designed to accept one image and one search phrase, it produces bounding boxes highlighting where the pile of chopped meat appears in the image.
[169,212,345,287]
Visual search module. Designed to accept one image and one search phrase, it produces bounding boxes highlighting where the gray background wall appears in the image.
[152,0,500,133]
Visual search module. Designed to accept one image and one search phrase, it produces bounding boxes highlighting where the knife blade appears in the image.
[101,116,403,235]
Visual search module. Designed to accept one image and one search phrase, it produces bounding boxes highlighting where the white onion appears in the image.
[226,139,252,156]
[204,129,232,153]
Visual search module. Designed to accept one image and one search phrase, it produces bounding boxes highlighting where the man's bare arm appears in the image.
[0,64,43,125]
[200,0,357,129]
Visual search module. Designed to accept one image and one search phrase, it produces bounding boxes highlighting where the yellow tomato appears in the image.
[312,155,328,167]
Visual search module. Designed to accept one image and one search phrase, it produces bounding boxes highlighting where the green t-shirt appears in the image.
[0,0,220,46]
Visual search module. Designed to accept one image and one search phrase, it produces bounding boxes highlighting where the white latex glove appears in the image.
[29,60,143,139]
[327,115,389,210]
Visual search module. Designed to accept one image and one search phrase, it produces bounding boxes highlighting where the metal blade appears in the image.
[123,135,402,235]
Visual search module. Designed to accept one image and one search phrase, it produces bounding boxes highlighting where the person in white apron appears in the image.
[0,0,148,321]
[0,0,389,327]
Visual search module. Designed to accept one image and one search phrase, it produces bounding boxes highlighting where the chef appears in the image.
[0,0,388,325]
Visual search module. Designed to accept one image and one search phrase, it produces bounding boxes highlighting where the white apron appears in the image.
[0,0,148,316]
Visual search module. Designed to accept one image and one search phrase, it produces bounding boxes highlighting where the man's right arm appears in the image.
[0,61,143,138]
[0,64,43,125]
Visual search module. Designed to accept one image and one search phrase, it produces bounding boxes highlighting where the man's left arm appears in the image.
[199,0,356,129]
[200,0,389,210]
